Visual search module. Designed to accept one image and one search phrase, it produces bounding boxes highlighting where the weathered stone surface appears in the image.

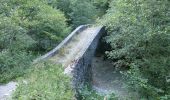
[67,26,104,92]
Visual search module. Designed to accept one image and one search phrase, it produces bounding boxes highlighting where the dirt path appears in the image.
[0,82,17,100]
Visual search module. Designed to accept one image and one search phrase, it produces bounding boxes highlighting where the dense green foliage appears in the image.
[0,15,34,83]
[0,0,70,83]
[69,0,98,28]
[78,85,118,100]
[1,0,169,99]
[92,0,110,16]
[46,0,102,28]
[101,0,170,99]
[0,0,105,83]
[13,62,73,100]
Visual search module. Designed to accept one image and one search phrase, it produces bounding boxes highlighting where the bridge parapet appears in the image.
[34,25,90,63]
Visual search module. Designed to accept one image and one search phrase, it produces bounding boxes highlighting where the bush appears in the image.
[0,50,33,83]
[13,62,74,100]
[78,85,118,100]
[0,16,34,83]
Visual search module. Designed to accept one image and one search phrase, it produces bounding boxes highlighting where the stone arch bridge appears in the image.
[36,25,105,91]
[0,25,105,99]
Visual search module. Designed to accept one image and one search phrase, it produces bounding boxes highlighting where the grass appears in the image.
[12,61,74,100]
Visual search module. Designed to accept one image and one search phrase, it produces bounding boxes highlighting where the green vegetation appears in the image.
[0,0,101,83]
[78,85,118,100]
[13,62,73,100]
[0,0,169,100]
[47,0,101,28]
[0,16,34,83]
[101,0,170,99]
[69,0,97,28]
[0,0,70,83]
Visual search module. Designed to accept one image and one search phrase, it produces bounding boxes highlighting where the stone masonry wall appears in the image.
[71,27,105,96]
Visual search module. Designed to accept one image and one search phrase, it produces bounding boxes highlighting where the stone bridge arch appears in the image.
[35,25,105,93]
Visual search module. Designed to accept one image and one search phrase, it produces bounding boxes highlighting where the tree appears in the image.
[46,0,72,18]
[92,0,110,16]
[0,0,70,82]
[12,0,70,51]
[101,0,170,99]
[0,16,34,82]
[45,0,102,28]
[70,0,99,28]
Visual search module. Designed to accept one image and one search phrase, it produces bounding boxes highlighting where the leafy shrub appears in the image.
[77,85,118,100]
[13,62,74,100]
[0,16,34,83]
[0,50,33,83]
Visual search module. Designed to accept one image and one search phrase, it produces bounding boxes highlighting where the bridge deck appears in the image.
[50,26,102,67]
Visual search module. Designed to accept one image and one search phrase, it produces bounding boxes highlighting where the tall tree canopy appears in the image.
[0,0,70,82]
[101,0,170,99]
